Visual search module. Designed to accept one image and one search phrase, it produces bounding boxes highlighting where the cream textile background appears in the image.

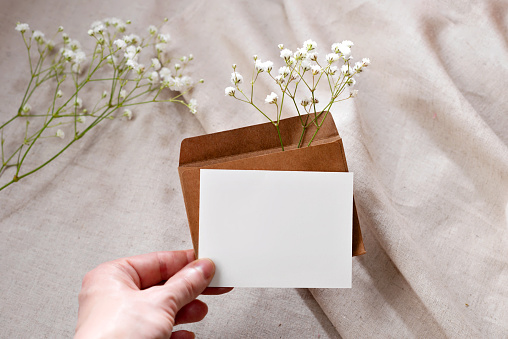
[0,0,507,338]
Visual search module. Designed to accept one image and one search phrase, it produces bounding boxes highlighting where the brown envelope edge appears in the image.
[178,114,366,257]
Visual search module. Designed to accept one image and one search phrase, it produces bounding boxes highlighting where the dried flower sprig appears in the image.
[0,19,202,191]
[226,39,369,150]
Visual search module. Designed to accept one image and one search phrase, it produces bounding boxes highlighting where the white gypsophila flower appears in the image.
[73,50,86,65]
[56,129,65,139]
[331,42,341,53]
[156,43,166,53]
[301,59,311,71]
[102,90,108,98]
[347,77,356,86]
[123,109,133,120]
[124,45,138,60]
[169,77,183,91]
[311,65,322,75]
[341,64,351,76]
[90,21,103,30]
[15,23,30,33]
[303,39,317,51]
[306,52,317,61]
[77,115,86,123]
[158,33,170,43]
[93,23,106,35]
[159,67,172,80]
[351,89,358,97]
[280,48,292,60]
[180,76,194,90]
[342,40,354,48]
[148,71,159,84]
[123,35,133,44]
[278,66,290,77]
[255,60,273,73]
[332,42,351,60]
[136,63,145,74]
[302,95,318,105]
[60,47,70,58]
[326,53,339,63]
[225,86,236,96]
[123,34,140,45]
[60,47,72,59]
[114,39,127,49]
[341,48,352,60]
[188,99,198,114]
[148,25,158,35]
[254,59,263,72]
[328,65,338,75]
[56,90,63,98]
[278,44,284,50]
[22,103,31,113]
[120,89,127,99]
[74,97,83,108]
[231,72,243,85]
[69,39,81,51]
[274,75,285,85]
[294,48,308,60]
[105,18,126,32]
[362,58,371,66]
[111,18,124,26]
[265,92,278,104]
[174,63,181,71]
[32,30,45,43]
[126,58,138,70]
[151,58,162,70]
[353,61,364,73]
[106,55,118,65]
[46,40,55,50]
[115,20,127,33]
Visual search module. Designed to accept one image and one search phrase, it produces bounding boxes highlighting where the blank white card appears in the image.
[199,169,353,288]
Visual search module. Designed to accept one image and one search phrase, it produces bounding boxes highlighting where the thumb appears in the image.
[163,258,215,311]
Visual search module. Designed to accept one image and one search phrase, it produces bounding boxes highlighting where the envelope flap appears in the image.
[179,113,339,166]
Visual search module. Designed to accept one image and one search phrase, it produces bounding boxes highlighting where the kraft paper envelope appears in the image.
[178,114,365,257]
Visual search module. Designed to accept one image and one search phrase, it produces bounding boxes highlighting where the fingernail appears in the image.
[193,258,215,280]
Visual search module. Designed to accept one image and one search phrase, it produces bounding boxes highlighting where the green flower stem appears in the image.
[306,110,331,147]
[73,72,79,136]
[0,115,20,130]
[1,131,78,191]
[297,125,307,148]
[236,88,275,124]
[274,123,284,151]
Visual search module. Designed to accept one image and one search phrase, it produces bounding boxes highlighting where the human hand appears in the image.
[74,250,232,339]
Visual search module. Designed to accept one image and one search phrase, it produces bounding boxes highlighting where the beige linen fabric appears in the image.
[1,0,507,338]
